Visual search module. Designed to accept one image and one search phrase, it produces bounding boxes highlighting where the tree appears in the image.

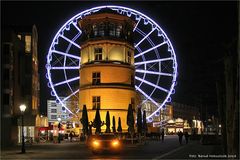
[80,105,88,136]
[93,108,104,134]
[137,107,142,134]
[127,104,134,144]
[112,116,116,133]
[105,111,111,133]
[142,110,148,136]
[117,117,122,133]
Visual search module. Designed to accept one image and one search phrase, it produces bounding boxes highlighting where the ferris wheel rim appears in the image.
[46,5,178,121]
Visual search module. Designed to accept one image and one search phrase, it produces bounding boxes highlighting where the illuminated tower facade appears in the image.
[78,10,138,131]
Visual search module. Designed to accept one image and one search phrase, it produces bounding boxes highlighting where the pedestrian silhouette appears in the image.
[69,131,73,142]
[184,132,189,144]
[161,129,164,142]
[177,131,183,145]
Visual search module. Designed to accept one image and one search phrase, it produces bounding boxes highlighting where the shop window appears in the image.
[25,35,31,53]
[92,72,101,85]
[94,47,102,61]
[92,96,100,110]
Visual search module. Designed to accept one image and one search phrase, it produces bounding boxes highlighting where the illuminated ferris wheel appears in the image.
[46,5,177,122]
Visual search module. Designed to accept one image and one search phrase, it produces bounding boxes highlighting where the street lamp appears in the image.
[19,104,26,153]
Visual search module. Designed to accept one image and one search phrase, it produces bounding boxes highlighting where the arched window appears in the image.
[116,25,122,37]
[99,23,105,36]
[109,23,115,36]
[93,24,98,36]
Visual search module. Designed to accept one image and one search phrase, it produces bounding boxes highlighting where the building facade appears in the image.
[141,100,202,134]
[1,25,40,147]
[78,10,139,132]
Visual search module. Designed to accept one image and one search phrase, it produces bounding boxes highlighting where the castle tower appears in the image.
[78,10,138,131]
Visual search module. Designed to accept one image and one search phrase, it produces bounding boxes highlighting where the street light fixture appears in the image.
[19,104,26,153]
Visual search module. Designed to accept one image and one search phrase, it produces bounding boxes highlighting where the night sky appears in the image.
[2,1,238,118]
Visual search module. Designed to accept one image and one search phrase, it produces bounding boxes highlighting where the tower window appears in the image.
[116,25,122,37]
[127,51,131,63]
[94,48,102,61]
[92,96,100,110]
[93,24,98,36]
[109,23,116,36]
[92,72,101,85]
[99,23,105,36]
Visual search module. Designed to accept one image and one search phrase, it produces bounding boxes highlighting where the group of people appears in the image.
[177,131,189,145]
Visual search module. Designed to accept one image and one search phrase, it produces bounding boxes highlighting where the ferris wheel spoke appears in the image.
[72,22,82,34]
[51,66,80,70]
[51,50,81,60]
[135,57,173,66]
[134,41,167,59]
[135,85,161,108]
[59,35,81,49]
[53,76,80,87]
[135,76,169,93]
[133,19,141,32]
[136,69,173,77]
[134,28,156,48]
[62,89,79,102]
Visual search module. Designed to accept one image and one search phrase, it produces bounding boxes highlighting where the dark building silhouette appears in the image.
[1,25,40,147]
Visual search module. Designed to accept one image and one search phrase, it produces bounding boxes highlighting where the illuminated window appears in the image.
[92,72,100,85]
[94,47,102,61]
[92,96,100,110]
[127,51,131,63]
[51,109,57,113]
[17,34,21,40]
[25,35,31,53]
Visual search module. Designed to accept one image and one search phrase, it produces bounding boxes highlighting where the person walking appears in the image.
[161,129,164,142]
[184,132,189,144]
[69,131,73,142]
[177,131,183,145]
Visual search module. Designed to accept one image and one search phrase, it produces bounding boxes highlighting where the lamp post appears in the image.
[19,104,26,153]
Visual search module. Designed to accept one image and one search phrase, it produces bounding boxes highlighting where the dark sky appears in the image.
[2,1,238,118]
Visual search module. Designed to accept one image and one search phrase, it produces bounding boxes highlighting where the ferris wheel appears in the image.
[46,5,178,122]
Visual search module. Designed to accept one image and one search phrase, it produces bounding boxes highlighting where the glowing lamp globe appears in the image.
[19,104,26,112]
